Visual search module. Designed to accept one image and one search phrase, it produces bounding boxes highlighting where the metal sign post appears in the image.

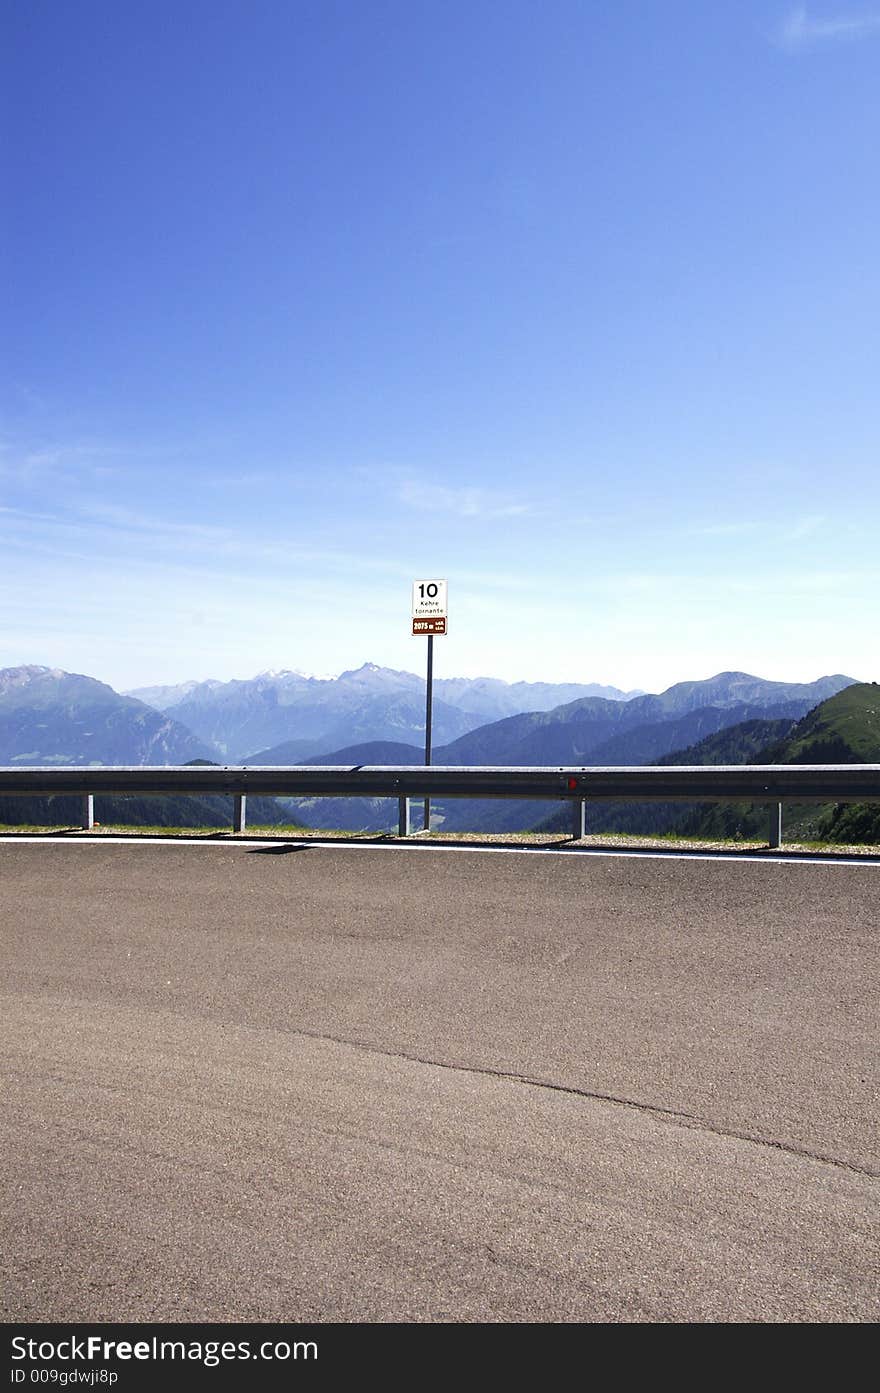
[412,580,447,832]
[424,633,433,832]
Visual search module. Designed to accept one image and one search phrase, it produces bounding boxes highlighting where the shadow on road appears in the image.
[248,843,310,855]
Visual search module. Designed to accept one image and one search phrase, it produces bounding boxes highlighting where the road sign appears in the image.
[412,579,447,636]
[411,580,448,832]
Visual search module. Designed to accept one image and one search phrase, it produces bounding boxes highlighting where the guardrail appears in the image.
[2,764,878,846]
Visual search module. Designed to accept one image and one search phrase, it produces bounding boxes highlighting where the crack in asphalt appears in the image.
[286,1025,879,1181]
[6,1008,875,1183]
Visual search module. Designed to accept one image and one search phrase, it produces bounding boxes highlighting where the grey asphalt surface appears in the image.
[1,839,877,1322]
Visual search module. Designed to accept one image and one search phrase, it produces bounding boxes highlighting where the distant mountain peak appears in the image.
[337,661,415,682]
[0,664,217,765]
[0,665,117,698]
[2,664,65,681]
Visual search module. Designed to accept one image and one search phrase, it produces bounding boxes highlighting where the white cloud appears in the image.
[691,520,764,538]
[77,501,232,543]
[0,437,151,485]
[779,6,880,47]
[397,478,531,519]
[0,497,444,584]
[689,515,827,542]
[783,513,826,541]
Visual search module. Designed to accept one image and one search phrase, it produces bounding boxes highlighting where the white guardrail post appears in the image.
[233,795,247,834]
[81,795,94,831]
[398,796,411,837]
[769,801,783,849]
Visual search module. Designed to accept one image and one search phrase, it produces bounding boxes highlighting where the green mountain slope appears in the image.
[654,718,799,766]
[536,687,880,842]
[681,683,880,843]
[758,681,880,764]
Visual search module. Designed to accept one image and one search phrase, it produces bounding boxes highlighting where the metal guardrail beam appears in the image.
[1,764,878,803]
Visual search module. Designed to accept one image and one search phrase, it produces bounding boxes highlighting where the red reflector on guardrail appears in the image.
[567,778,578,790]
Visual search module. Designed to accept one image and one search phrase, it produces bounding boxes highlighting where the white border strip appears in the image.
[1,834,877,869]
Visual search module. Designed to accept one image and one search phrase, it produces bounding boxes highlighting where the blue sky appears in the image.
[2,1,878,693]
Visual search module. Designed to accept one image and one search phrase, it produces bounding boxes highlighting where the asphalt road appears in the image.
[1,839,877,1322]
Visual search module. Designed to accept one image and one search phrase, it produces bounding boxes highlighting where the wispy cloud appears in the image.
[784,512,826,541]
[0,438,157,484]
[778,6,880,47]
[689,514,826,542]
[210,470,276,489]
[0,499,422,582]
[397,478,531,519]
[77,501,232,544]
[691,520,764,538]
[0,432,213,487]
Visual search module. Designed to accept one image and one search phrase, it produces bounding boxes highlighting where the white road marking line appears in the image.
[0,834,877,869]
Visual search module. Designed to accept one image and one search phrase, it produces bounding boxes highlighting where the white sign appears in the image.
[412,578,447,635]
[412,579,447,618]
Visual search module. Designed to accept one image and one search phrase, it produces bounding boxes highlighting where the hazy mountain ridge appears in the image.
[634,671,853,717]
[136,665,478,758]
[582,701,808,767]
[433,675,642,718]
[126,664,643,758]
[114,664,854,771]
[430,672,855,770]
[0,666,217,767]
[255,673,858,834]
[122,679,204,709]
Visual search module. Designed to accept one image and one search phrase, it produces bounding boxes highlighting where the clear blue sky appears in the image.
[2,1,878,693]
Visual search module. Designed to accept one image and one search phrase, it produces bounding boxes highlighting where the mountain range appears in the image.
[0,663,867,837]
[0,666,215,766]
[125,664,643,759]
[242,671,858,834]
